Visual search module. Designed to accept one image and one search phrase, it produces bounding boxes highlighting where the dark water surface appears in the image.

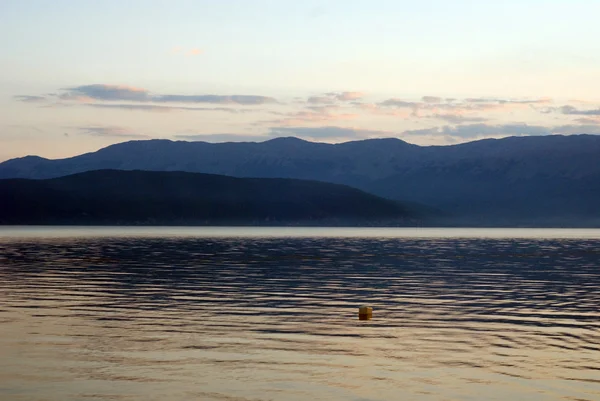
[1,227,599,401]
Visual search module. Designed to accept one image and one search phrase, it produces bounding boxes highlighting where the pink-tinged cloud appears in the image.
[264,106,358,126]
[402,122,600,140]
[61,84,150,102]
[86,104,259,113]
[573,117,600,124]
[188,48,203,56]
[422,96,443,103]
[76,125,149,138]
[331,91,365,101]
[13,95,47,103]
[25,84,277,106]
[307,96,335,104]
[432,114,488,124]
[374,96,551,119]
[306,91,365,104]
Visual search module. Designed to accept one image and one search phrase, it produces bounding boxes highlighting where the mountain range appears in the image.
[1,134,599,226]
[0,170,424,226]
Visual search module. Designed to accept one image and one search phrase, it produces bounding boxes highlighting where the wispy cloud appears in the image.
[549,124,600,135]
[325,91,365,101]
[402,123,600,139]
[61,84,150,102]
[174,133,270,142]
[48,84,277,105]
[86,104,259,113]
[403,123,550,138]
[377,98,421,108]
[265,108,358,126]
[15,84,277,113]
[75,125,149,138]
[305,91,364,105]
[378,97,550,112]
[557,105,600,116]
[573,117,600,124]
[432,114,489,124]
[13,95,47,103]
[422,96,443,103]
[465,97,552,105]
[269,126,389,141]
[370,96,553,121]
[153,94,275,105]
[86,104,174,112]
[307,96,335,105]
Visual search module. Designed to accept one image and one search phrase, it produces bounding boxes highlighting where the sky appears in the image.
[2,0,600,161]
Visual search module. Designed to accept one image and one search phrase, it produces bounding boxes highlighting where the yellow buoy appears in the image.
[358,305,373,320]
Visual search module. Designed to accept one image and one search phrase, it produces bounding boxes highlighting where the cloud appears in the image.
[307,96,335,104]
[378,97,551,111]
[501,98,552,105]
[464,98,495,103]
[378,98,420,108]
[50,84,276,105]
[265,108,358,126]
[353,102,414,118]
[85,104,257,113]
[402,123,600,139]
[465,97,552,105]
[268,126,389,140]
[573,117,600,124]
[153,94,275,105]
[326,91,365,101]
[86,104,176,112]
[174,133,271,142]
[58,84,150,102]
[13,95,47,103]
[76,125,149,138]
[403,123,551,138]
[61,84,150,102]
[422,96,443,103]
[557,105,600,116]
[432,114,489,124]
[188,48,203,56]
[306,91,364,105]
[550,124,600,135]
[373,96,553,120]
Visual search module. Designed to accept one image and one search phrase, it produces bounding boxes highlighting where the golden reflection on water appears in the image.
[0,229,599,400]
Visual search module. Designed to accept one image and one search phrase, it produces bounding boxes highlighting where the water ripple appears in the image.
[0,229,599,401]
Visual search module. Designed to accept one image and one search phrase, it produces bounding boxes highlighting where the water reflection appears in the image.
[1,232,599,401]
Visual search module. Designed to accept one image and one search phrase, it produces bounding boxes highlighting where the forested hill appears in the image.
[0,169,426,226]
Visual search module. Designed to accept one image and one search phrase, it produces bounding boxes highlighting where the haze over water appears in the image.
[1,227,599,401]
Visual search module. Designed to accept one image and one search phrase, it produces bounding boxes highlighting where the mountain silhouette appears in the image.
[0,170,427,226]
[1,135,599,226]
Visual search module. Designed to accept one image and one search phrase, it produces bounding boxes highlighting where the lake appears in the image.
[1,226,599,401]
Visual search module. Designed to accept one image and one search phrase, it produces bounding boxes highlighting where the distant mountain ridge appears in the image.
[2,135,600,226]
[0,170,425,226]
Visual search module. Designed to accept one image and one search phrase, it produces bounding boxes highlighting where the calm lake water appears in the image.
[1,227,599,401]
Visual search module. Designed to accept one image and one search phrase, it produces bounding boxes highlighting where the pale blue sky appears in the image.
[2,0,600,160]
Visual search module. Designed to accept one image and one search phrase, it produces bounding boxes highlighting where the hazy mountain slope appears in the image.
[0,170,424,226]
[2,135,599,225]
